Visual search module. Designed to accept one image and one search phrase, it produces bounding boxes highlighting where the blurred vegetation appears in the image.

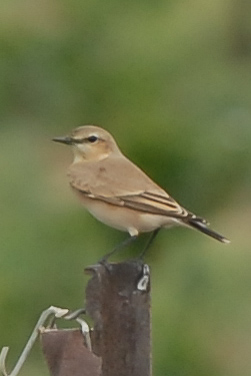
[0,0,251,375]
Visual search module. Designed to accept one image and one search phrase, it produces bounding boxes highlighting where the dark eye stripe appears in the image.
[72,138,84,144]
[72,136,98,144]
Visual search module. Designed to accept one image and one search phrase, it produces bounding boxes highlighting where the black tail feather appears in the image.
[188,217,230,244]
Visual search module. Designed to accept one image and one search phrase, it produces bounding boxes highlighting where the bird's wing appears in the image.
[71,185,189,218]
[69,157,190,219]
[117,191,187,217]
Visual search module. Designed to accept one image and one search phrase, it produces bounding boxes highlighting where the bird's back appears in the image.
[68,154,168,198]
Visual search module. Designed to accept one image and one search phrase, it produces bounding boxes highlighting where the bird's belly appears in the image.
[76,193,178,235]
[87,201,134,232]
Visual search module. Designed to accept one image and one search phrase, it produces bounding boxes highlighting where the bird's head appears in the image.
[53,125,121,162]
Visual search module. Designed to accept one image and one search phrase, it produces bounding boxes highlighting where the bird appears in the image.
[53,125,230,258]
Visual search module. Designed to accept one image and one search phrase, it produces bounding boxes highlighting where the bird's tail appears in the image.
[187,216,230,244]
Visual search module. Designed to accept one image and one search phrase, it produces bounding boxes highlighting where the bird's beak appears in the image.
[52,136,73,145]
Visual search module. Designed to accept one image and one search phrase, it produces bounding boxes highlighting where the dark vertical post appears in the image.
[85,261,151,376]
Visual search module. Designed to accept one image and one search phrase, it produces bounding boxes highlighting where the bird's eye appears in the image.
[87,135,98,143]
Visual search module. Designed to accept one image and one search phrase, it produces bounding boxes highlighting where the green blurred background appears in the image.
[1,0,251,375]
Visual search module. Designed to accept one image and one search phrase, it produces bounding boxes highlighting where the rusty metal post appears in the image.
[40,261,151,376]
[85,261,151,376]
[41,329,101,376]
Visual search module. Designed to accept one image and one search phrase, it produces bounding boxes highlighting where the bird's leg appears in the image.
[139,228,160,259]
[99,235,138,263]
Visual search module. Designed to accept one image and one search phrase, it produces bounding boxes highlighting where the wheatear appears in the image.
[53,125,229,255]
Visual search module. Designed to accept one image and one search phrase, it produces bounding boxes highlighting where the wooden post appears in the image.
[85,261,151,376]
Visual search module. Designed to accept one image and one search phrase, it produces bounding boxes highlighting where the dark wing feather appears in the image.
[70,183,188,218]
